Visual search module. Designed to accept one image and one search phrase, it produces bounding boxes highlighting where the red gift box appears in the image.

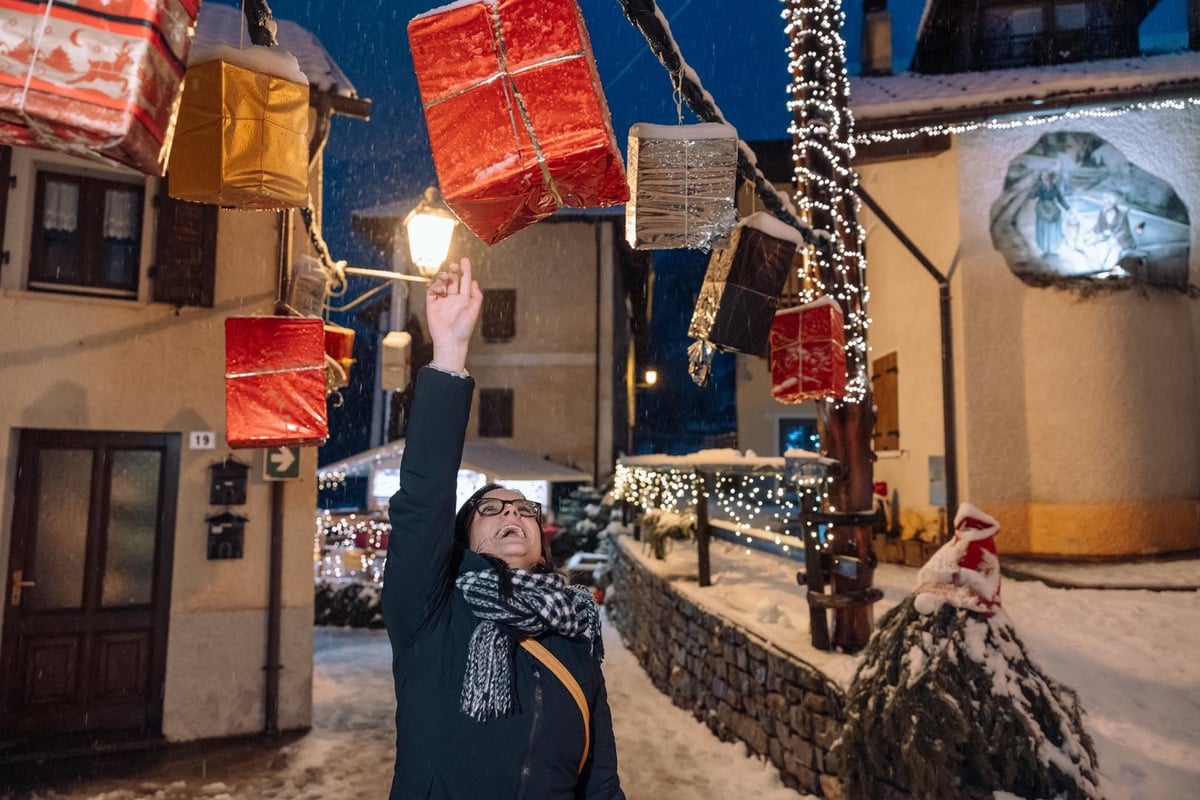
[0,0,199,175]
[408,0,628,244]
[225,317,328,449]
[769,297,847,403]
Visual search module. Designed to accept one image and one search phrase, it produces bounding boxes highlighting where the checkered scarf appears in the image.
[455,568,602,722]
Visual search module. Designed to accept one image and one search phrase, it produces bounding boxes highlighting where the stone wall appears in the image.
[607,540,846,797]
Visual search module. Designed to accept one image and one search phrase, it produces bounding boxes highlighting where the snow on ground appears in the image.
[14,617,810,800]
[12,540,1199,800]
[629,537,1200,800]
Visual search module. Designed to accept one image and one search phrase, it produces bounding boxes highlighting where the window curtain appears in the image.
[103,189,140,240]
[43,181,79,232]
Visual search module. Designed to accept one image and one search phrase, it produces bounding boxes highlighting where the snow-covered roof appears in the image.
[193,3,369,117]
[850,51,1200,138]
[319,440,591,483]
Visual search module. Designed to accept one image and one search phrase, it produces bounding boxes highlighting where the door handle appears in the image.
[10,569,35,607]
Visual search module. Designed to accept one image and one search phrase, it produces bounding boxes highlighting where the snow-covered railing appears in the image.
[613,449,838,587]
[614,449,884,651]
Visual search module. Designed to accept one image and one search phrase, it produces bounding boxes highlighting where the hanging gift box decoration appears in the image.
[626,122,738,251]
[225,316,328,448]
[323,322,355,392]
[0,0,200,175]
[686,213,804,384]
[769,296,847,403]
[407,0,628,245]
[167,45,310,209]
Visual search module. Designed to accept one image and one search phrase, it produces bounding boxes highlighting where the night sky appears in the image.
[229,0,1188,464]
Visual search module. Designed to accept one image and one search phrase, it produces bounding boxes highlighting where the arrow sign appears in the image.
[263,446,302,481]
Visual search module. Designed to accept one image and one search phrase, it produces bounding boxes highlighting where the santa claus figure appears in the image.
[914,502,1001,615]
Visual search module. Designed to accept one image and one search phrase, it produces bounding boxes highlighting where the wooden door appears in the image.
[1,430,179,749]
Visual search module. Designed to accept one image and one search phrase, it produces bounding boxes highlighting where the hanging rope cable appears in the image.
[615,0,817,247]
[241,0,279,47]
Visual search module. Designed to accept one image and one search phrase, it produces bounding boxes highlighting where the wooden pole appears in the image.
[787,0,876,652]
[695,471,712,587]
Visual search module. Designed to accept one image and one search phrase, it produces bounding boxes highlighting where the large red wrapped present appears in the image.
[0,0,199,175]
[225,317,328,449]
[769,296,847,403]
[408,0,628,244]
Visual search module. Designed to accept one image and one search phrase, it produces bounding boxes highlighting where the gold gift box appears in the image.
[167,59,310,209]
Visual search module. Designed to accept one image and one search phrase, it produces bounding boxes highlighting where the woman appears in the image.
[382,257,624,799]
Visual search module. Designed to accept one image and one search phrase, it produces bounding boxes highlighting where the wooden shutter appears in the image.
[482,289,516,342]
[871,351,899,451]
[0,145,10,271]
[152,176,218,308]
[478,388,514,437]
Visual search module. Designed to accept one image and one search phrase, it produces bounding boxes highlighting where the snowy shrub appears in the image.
[830,596,1100,800]
[639,508,695,559]
[314,579,384,629]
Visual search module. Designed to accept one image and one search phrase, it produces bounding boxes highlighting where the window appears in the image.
[778,418,819,455]
[478,388,514,438]
[871,352,899,451]
[482,289,516,342]
[30,170,145,298]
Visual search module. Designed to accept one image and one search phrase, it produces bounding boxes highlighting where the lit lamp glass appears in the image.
[642,368,658,386]
[404,187,458,278]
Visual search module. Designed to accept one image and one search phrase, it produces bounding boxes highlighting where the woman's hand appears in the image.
[426,257,482,373]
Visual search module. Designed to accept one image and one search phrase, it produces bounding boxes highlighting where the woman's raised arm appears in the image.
[382,259,482,643]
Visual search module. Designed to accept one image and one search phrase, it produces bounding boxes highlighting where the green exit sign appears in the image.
[263,446,302,481]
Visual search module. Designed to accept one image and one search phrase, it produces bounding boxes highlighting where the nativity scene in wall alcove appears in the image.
[990,131,1190,292]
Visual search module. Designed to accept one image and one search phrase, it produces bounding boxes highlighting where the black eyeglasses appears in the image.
[470,497,542,519]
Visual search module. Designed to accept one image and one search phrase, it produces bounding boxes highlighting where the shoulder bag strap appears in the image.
[519,638,591,774]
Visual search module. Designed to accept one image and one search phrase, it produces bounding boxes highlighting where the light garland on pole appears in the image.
[782,0,871,406]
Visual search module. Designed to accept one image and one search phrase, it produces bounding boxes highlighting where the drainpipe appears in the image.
[265,208,292,734]
[854,186,960,520]
[594,222,603,483]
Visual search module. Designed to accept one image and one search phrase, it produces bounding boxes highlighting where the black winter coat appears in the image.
[382,367,624,799]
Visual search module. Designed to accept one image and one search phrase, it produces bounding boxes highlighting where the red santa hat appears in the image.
[914,502,1002,615]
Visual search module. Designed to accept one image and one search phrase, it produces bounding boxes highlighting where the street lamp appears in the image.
[403,186,458,278]
[343,186,459,286]
[641,368,658,387]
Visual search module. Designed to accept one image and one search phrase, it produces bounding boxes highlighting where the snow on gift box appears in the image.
[0,0,200,175]
[625,122,738,251]
[407,0,628,245]
[686,213,804,385]
[167,44,310,209]
[225,316,328,449]
[769,296,847,403]
[829,503,1101,800]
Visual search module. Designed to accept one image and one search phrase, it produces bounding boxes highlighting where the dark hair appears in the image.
[454,483,555,582]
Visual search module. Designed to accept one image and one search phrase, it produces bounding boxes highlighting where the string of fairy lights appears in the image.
[612,462,839,555]
[854,96,1200,145]
[782,0,872,406]
[313,510,390,584]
